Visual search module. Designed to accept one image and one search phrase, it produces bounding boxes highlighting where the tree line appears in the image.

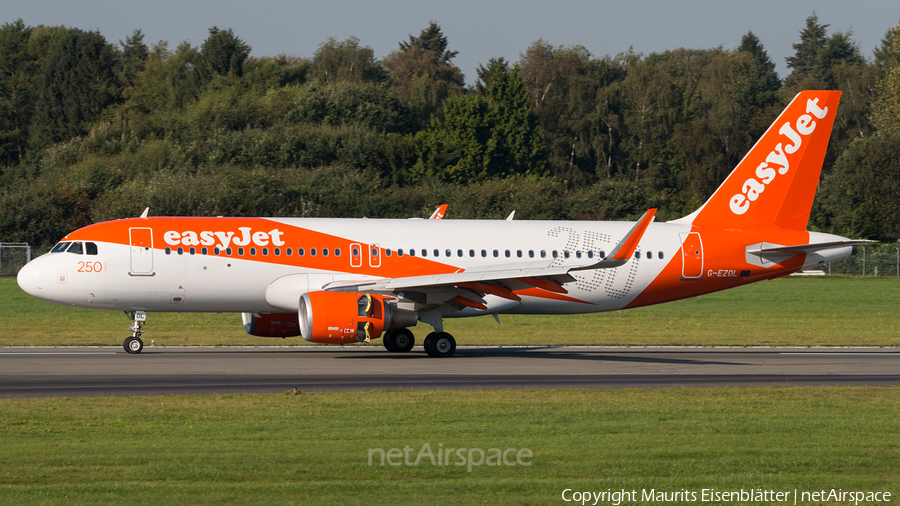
[1,16,899,250]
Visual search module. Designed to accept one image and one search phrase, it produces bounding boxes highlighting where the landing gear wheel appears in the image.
[383,328,415,353]
[124,336,144,354]
[423,332,456,358]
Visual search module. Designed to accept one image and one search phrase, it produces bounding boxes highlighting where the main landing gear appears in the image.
[383,328,415,353]
[123,310,147,354]
[382,328,457,357]
[423,332,456,358]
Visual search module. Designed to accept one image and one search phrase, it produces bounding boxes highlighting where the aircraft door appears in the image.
[129,227,154,275]
[680,232,703,279]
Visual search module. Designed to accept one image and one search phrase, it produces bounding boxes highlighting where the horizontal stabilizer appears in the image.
[747,240,875,256]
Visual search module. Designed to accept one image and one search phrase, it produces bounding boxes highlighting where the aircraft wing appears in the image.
[323,209,657,308]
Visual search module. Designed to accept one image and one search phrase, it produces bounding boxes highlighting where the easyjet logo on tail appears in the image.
[729,98,830,215]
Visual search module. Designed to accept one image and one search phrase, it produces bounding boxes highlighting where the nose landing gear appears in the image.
[123,310,147,354]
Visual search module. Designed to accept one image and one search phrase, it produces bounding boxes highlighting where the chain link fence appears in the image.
[0,243,32,278]
[806,243,900,276]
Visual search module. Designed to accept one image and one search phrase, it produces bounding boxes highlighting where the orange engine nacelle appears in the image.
[298,291,417,344]
[242,312,301,337]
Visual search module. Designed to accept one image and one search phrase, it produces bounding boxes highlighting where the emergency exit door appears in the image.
[129,227,154,275]
[680,232,703,279]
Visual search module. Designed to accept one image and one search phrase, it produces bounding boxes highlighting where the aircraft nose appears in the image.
[17,259,44,298]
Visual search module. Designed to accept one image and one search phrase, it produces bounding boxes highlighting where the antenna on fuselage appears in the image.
[140,207,149,218]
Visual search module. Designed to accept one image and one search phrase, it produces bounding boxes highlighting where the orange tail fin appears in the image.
[684,90,841,231]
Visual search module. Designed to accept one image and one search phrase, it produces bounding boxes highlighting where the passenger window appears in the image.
[370,248,377,257]
[262,248,268,256]
[481,250,487,257]
[576,251,582,259]
[323,248,329,257]
[458,249,463,257]
[237,247,243,256]
[659,251,664,260]
[517,250,522,258]
[398,249,404,257]
[190,247,196,255]
[540,250,546,258]
[214,247,221,255]
[529,250,535,258]
[552,250,558,258]
[587,251,594,259]
[274,248,280,256]
[564,251,570,258]
[165,247,172,255]
[600,250,606,258]
[492,250,499,258]
[409,249,415,257]
[310,248,317,256]
[85,242,98,255]
[445,249,451,257]
[67,242,83,255]
[298,248,304,256]
[226,248,233,255]
[386,249,392,257]
[469,249,475,257]
[250,247,256,256]
[286,248,292,256]
[51,242,71,253]
[335,248,341,257]
[634,251,640,259]
[421,249,426,257]
[435,249,440,257]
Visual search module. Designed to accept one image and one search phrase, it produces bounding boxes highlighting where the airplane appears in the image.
[16,90,871,357]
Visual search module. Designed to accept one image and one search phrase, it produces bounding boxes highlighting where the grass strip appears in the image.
[1,387,898,505]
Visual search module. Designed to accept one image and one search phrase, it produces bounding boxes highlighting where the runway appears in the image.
[1,346,898,398]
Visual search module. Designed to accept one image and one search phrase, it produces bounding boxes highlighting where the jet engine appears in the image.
[298,291,417,344]
[241,312,301,337]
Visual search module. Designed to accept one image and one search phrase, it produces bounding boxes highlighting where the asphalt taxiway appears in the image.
[1,346,898,398]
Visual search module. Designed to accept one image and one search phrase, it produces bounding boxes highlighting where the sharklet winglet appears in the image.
[570,209,657,272]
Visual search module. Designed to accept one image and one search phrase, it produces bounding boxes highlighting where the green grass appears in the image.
[1,387,898,505]
[1,276,897,347]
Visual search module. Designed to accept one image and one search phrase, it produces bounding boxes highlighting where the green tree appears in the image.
[310,37,386,84]
[383,23,464,129]
[30,28,123,149]
[0,19,35,169]
[398,22,458,64]
[873,21,900,68]
[871,25,900,137]
[415,62,546,183]
[816,135,900,240]
[786,13,829,77]
[120,29,148,86]
[198,27,251,81]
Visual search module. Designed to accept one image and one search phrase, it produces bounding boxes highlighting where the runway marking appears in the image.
[779,353,898,356]
[0,352,117,355]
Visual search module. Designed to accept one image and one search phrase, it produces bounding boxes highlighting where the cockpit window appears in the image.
[51,242,71,253]
[66,242,83,255]
[85,242,98,255]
